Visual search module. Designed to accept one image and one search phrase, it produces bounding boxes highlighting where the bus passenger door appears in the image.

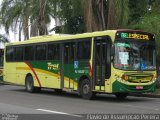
[93,37,111,91]
[63,43,76,89]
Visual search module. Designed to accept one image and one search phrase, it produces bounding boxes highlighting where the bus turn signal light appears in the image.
[150,75,155,81]
[122,75,129,81]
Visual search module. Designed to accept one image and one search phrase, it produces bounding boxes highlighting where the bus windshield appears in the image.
[114,40,156,71]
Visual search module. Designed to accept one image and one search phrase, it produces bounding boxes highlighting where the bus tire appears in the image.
[80,79,95,100]
[25,75,37,93]
[115,93,128,100]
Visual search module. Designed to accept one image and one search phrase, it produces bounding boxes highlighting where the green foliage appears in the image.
[0,0,55,40]
[137,13,160,40]
[0,0,28,33]
[51,0,84,34]
[128,0,148,24]
[128,12,160,65]
[128,0,159,47]
[0,0,160,37]
[128,0,160,46]
[61,16,84,34]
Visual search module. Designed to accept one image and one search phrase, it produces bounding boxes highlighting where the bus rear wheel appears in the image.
[80,79,95,100]
[25,76,41,93]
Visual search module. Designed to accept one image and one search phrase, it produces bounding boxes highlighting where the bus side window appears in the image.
[24,46,34,61]
[6,47,14,62]
[64,43,76,63]
[48,44,60,60]
[35,44,46,61]
[15,47,24,61]
[77,41,91,60]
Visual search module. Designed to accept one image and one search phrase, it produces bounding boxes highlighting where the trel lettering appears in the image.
[47,63,59,70]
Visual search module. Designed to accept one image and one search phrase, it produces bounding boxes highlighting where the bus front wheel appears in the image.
[80,79,95,100]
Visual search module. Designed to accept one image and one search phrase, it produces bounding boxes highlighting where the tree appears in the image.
[128,0,148,25]
[128,0,160,44]
[0,34,9,43]
[50,0,85,34]
[83,0,107,32]
[107,0,129,29]
[128,0,160,66]
[0,0,55,40]
[83,0,129,32]
[0,0,30,41]
[30,0,51,36]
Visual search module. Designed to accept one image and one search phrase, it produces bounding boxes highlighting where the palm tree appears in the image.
[0,34,9,43]
[30,0,52,36]
[0,0,31,41]
[0,0,55,40]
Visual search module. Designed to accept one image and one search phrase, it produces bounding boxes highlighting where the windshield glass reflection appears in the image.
[114,41,156,71]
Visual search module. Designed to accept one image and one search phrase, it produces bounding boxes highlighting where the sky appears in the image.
[0,0,55,47]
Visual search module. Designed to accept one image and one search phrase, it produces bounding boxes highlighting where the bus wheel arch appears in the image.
[25,73,41,93]
[78,76,95,100]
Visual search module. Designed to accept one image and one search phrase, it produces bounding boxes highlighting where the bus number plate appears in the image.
[136,86,143,90]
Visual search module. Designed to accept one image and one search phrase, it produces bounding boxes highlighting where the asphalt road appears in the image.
[0,84,160,120]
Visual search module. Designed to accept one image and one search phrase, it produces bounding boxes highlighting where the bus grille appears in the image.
[127,74,152,83]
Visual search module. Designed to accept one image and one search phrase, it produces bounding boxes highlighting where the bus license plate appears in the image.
[136,86,143,90]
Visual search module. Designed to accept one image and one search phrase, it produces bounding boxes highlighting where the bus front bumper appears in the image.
[112,80,156,93]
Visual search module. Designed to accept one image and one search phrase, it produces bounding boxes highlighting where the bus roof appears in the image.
[5,29,154,46]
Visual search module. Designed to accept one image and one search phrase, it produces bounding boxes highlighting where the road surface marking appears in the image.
[126,104,159,111]
[36,109,82,117]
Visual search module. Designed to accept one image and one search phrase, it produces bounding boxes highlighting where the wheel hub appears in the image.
[27,80,32,90]
[83,84,90,94]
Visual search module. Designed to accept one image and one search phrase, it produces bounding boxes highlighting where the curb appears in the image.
[130,93,160,98]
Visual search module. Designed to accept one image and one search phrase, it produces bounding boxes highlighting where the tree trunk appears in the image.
[84,0,129,31]
[23,18,29,40]
[38,0,48,35]
[107,0,119,29]
[84,0,107,32]
[18,21,22,41]
[107,0,129,29]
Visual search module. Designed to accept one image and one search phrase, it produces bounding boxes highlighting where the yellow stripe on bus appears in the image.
[16,67,78,87]
[16,67,30,70]
[16,67,59,78]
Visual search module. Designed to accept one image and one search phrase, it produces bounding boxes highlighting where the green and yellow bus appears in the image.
[4,30,157,99]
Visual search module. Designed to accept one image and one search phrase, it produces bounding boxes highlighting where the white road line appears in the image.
[126,104,159,111]
[154,108,159,111]
[36,108,82,118]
